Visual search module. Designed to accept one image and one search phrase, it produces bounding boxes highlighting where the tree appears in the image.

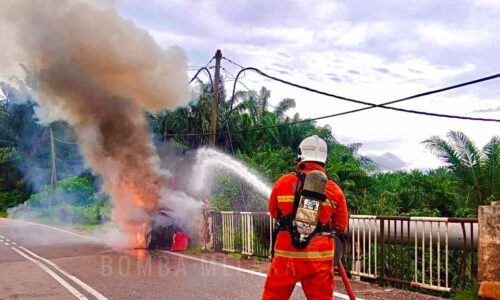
[274,98,296,120]
[423,131,499,207]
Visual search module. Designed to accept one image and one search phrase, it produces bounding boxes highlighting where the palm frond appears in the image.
[346,143,362,155]
[447,131,480,167]
[274,98,296,117]
[422,136,462,168]
[482,136,500,158]
[482,135,500,198]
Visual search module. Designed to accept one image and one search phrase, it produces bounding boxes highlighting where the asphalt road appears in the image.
[0,218,347,300]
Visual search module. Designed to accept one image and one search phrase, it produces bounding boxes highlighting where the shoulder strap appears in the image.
[291,172,306,218]
[324,178,338,225]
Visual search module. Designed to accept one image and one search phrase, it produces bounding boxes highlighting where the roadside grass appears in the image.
[229,252,243,259]
[451,281,479,300]
[184,245,210,255]
[252,256,270,262]
[0,211,7,218]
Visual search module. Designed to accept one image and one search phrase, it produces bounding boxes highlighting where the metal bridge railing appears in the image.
[350,215,378,280]
[205,210,478,293]
[221,211,237,252]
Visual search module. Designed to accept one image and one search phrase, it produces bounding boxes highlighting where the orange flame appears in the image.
[121,181,147,209]
[119,180,157,248]
[135,249,147,261]
[135,222,147,248]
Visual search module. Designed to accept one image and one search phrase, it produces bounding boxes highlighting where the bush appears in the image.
[0,189,30,212]
[62,205,103,225]
[28,176,95,208]
[210,171,268,211]
[10,175,111,225]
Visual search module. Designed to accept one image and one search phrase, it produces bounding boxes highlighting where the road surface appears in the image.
[0,218,352,300]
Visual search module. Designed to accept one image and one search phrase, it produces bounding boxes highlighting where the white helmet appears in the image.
[297,135,328,164]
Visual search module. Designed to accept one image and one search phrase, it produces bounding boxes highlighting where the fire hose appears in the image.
[337,261,356,300]
[333,234,356,300]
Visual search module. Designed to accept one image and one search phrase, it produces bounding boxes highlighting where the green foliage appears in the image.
[210,172,267,211]
[28,176,95,207]
[238,145,296,182]
[2,78,499,224]
[0,190,28,211]
[451,281,479,300]
[211,173,239,211]
[0,186,30,213]
[9,176,109,225]
[148,84,499,218]
[423,132,499,208]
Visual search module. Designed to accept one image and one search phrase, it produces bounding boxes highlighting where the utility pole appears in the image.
[49,126,57,206]
[209,49,222,147]
[49,126,57,186]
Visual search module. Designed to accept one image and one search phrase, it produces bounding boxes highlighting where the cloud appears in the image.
[471,106,500,113]
[476,0,500,11]
[417,23,490,47]
[114,0,500,170]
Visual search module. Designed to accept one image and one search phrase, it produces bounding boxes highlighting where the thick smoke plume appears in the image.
[0,0,194,246]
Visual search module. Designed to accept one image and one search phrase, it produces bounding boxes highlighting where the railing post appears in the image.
[214,212,477,293]
[478,202,500,299]
[379,218,385,281]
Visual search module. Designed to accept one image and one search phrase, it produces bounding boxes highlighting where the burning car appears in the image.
[145,210,189,251]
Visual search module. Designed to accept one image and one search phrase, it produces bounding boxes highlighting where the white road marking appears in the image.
[5,239,10,242]
[9,219,96,241]
[0,235,4,238]
[11,242,16,245]
[4,219,359,300]
[161,250,267,277]
[2,218,95,241]
[18,246,108,300]
[160,250,361,300]
[4,242,10,246]
[11,247,88,300]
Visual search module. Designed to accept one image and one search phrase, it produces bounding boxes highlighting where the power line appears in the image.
[188,56,215,91]
[222,56,245,69]
[376,73,500,107]
[204,56,216,68]
[222,67,251,91]
[168,89,500,137]
[226,66,500,123]
[169,56,500,138]
[53,137,78,145]
[188,67,214,92]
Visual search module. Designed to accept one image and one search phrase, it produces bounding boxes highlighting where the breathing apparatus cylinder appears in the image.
[293,170,328,243]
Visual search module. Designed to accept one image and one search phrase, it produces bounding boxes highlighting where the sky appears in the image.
[13,0,500,170]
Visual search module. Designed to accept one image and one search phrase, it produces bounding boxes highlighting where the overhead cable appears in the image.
[167,57,500,137]
[226,66,500,123]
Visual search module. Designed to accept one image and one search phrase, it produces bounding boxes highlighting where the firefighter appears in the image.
[262,135,349,300]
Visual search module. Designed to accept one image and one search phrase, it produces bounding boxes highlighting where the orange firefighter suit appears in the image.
[262,162,349,300]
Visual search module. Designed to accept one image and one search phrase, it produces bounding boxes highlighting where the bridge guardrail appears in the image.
[204,210,477,293]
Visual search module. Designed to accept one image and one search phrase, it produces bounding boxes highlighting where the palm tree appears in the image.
[482,136,500,201]
[346,143,375,171]
[257,87,270,117]
[274,98,296,120]
[423,131,499,206]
